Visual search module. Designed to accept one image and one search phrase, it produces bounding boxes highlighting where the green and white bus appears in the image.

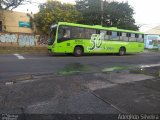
[48,22,144,56]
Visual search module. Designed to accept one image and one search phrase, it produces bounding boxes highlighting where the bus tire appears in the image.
[119,47,126,56]
[74,46,83,57]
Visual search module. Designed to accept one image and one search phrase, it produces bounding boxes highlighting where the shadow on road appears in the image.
[48,53,137,57]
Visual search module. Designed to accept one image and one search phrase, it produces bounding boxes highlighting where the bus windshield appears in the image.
[48,24,57,45]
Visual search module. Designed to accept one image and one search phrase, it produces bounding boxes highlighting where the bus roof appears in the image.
[58,22,143,34]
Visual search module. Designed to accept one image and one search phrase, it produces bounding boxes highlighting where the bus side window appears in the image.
[85,28,96,39]
[70,27,78,38]
[58,26,71,42]
[137,34,144,42]
[117,32,122,36]
[84,29,90,39]
[64,29,70,38]
[71,27,83,39]
[120,33,128,41]
[117,32,122,40]
[126,33,131,42]
[127,33,131,37]
[129,33,137,42]
[78,28,85,38]
[100,30,108,40]
[135,34,139,42]
[96,30,100,34]
[110,31,119,40]
[107,31,112,40]
[135,34,139,38]
[58,27,64,41]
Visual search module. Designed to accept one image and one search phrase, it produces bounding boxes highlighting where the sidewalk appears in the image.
[0,68,159,114]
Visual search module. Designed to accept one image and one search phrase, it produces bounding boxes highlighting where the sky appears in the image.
[14,0,160,32]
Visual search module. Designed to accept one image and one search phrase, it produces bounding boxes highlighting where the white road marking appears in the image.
[14,54,25,59]
[140,63,160,68]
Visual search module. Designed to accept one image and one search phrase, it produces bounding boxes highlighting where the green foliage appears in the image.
[76,0,101,25]
[75,0,139,30]
[0,0,25,10]
[34,1,82,34]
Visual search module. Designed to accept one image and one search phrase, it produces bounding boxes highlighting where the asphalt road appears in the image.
[0,52,160,76]
[0,52,160,120]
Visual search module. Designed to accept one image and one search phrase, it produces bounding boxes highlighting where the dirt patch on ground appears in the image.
[0,46,48,54]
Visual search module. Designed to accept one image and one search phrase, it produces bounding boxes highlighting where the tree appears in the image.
[103,1,138,30]
[75,0,102,25]
[75,0,139,30]
[0,0,28,10]
[34,1,82,34]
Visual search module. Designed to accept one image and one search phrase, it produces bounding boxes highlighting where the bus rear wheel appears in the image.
[119,47,126,56]
[74,46,83,57]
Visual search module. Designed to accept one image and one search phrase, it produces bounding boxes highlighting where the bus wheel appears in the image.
[74,46,83,57]
[119,47,126,56]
